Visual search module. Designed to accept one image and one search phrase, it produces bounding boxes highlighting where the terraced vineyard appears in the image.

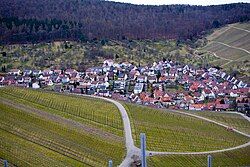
[0,87,125,166]
[185,111,250,134]
[201,22,250,81]
[203,42,248,60]
[124,103,249,152]
[148,146,250,167]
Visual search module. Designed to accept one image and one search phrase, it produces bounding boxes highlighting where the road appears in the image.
[77,95,250,166]
[76,94,141,167]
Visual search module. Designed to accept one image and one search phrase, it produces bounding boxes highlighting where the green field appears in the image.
[0,87,125,166]
[148,146,250,167]
[124,103,249,152]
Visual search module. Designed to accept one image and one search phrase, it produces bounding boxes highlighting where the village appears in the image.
[1,59,249,115]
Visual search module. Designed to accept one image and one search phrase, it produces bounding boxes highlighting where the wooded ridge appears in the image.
[0,0,249,44]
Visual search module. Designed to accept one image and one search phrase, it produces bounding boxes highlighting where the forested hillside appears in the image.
[0,0,249,44]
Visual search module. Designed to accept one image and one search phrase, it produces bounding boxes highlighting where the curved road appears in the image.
[76,94,250,166]
[77,94,140,167]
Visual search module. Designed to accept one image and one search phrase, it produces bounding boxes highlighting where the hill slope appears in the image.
[0,1,249,44]
[201,22,250,81]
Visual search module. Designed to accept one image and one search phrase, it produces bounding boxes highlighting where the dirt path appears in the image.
[212,41,250,54]
[231,26,250,33]
[0,97,123,143]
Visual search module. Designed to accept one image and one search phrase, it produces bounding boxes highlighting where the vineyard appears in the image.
[0,87,125,166]
[0,87,123,136]
[1,87,250,166]
[185,111,250,134]
[124,103,249,152]
[147,146,250,167]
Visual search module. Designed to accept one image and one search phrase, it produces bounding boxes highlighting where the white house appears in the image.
[8,69,21,75]
[32,82,40,89]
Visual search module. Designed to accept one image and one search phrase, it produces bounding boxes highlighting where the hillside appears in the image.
[0,87,249,166]
[0,1,249,44]
[147,146,250,167]
[124,103,249,152]
[200,22,250,82]
[0,40,211,71]
[0,87,125,166]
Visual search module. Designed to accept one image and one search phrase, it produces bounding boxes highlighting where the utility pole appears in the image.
[207,155,212,167]
[108,160,113,167]
[140,133,147,167]
[4,160,8,167]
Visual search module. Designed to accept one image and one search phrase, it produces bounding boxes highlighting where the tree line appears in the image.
[0,0,249,44]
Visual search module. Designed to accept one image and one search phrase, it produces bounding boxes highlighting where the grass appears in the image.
[148,146,250,167]
[124,103,249,152]
[0,102,125,166]
[184,111,250,134]
[0,87,123,137]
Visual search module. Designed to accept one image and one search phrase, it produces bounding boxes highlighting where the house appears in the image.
[161,95,175,106]
[61,76,70,84]
[97,75,108,82]
[24,77,32,84]
[229,90,239,98]
[32,82,40,89]
[8,69,21,75]
[86,67,103,75]
[103,59,114,67]
[137,75,147,83]
[134,83,144,94]
[53,69,62,75]
[97,89,111,97]
[17,76,24,84]
[33,70,42,76]
[117,73,128,81]
[114,80,126,92]
[23,69,32,76]
[3,76,16,85]
[148,76,157,84]
[215,104,230,111]
[129,70,140,80]
[0,76,4,84]
[65,69,78,77]
[154,89,164,99]
[43,69,53,76]
[193,92,204,102]
[202,89,215,99]
[189,104,204,111]
[189,82,201,92]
